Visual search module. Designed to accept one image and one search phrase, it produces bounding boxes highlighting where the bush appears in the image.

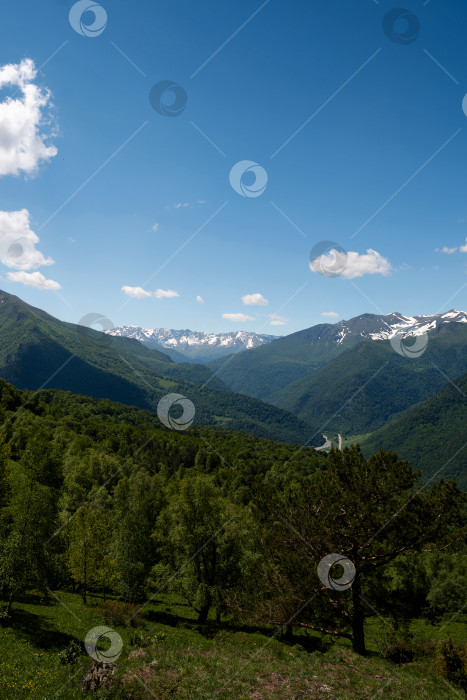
[374,628,414,664]
[0,607,11,627]
[435,638,467,692]
[98,600,141,627]
[58,640,82,665]
[384,640,414,664]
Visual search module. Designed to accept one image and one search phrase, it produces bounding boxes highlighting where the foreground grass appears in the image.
[0,591,465,699]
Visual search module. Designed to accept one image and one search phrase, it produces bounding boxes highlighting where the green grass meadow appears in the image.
[1,591,465,699]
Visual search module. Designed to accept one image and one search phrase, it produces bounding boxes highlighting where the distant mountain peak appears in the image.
[106,326,278,363]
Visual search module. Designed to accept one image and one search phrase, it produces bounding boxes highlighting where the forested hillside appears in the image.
[0,291,314,444]
[361,371,467,487]
[0,377,465,697]
[266,323,467,437]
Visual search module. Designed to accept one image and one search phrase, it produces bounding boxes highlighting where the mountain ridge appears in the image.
[206,310,467,399]
[106,326,278,363]
[0,290,315,445]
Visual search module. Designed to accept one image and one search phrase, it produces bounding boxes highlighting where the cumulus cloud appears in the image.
[151,223,159,232]
[154,288,179,299]
[196,295,204,304]
[322,311,339,318]
[121,285,152,299]
[242,292,269,306]
[7,270,60,290]
[435,238,467,254]
[121,285,179,300]
[222,313,255,323]
[0,58,57,177]
[267,313,288,326]
[0,209,54,270]
[309,248,391,279]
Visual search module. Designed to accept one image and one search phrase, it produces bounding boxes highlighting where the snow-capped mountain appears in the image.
[335,310,467,344]
[107,311,467,365]
[106,327,278,363]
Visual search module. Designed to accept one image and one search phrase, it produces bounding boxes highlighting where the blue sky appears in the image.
[0,0,466,335]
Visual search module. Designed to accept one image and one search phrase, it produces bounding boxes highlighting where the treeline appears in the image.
[0,379,465,656]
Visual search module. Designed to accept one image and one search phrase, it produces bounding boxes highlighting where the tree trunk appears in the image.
[351,575,366,655]
[6,590,14,616]
[197,601,211,624]
[283,624,293,642]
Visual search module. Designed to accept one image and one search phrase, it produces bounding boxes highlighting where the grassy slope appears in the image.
[265,324,467,438]
[361,371,467,488]
[0,292,314,445]
[0,591,464,699]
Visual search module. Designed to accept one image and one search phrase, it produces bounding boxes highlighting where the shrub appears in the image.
[374,629,414,664]
[384,640,414,664]
[0,607,11,627]
[58,640,82,665]
[435,638,467,692]
[98,600,141,627]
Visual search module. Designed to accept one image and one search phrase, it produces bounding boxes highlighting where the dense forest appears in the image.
[0,378,466,697]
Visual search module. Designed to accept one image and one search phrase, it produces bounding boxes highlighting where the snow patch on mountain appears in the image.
[106,326,278,361]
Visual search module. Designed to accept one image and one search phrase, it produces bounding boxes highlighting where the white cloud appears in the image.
[0,58,57,177]
[0,209,54,270]
[310,248,391,279]
[151,223,159,232]
[121,286,179,300]
[196,295,204,304]
[242,292,269,306]
[166,201,205,211]
[267,313,288,326]
[322,311,339,318]
[435,238,467,254]
[121,285,152,299]
[154,288,179,299]
[7,270,60,290]
[222,313,255,323]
